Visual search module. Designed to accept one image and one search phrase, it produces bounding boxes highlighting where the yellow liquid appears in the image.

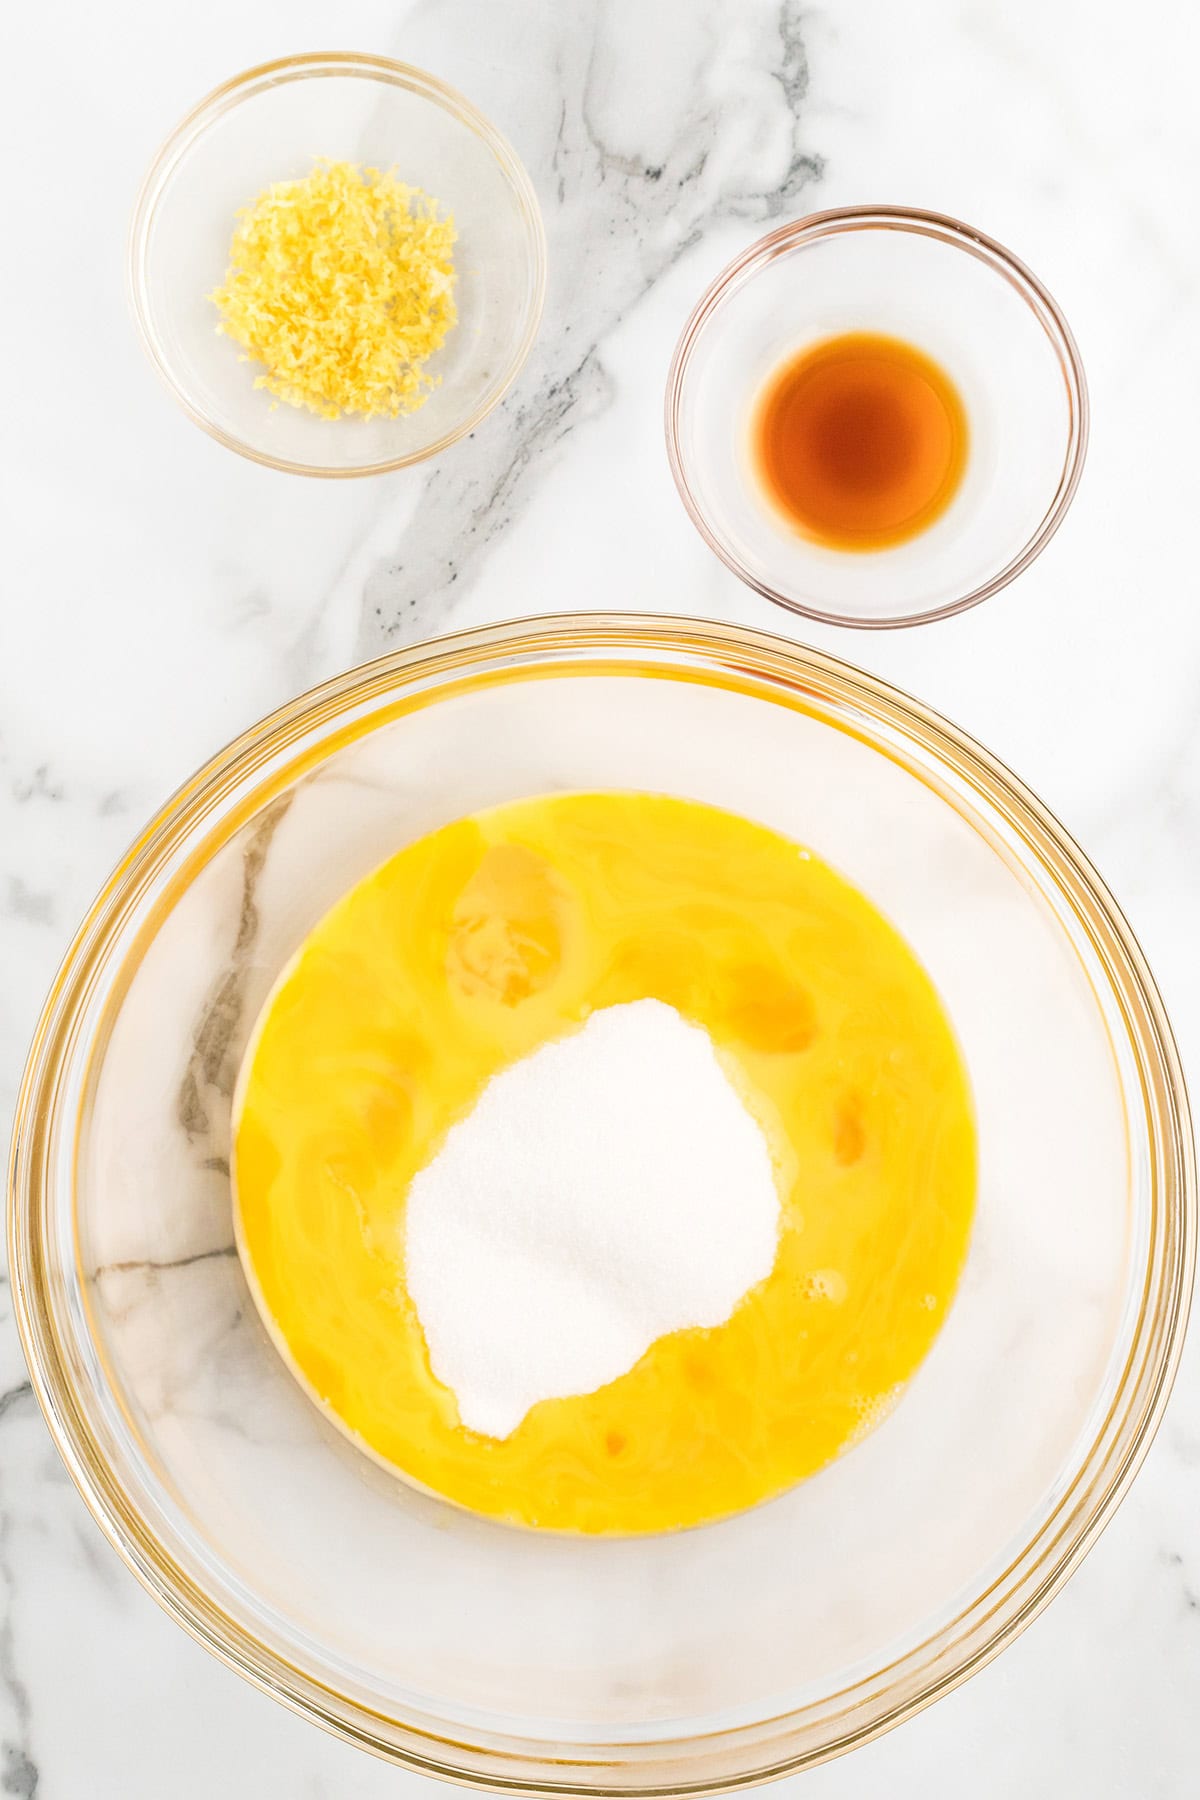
[234,793,976,1534]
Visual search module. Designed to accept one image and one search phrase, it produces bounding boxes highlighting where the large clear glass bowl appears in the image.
[7,616,1193,1789]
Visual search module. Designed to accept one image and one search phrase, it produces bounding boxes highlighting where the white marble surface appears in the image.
[2,0,1198,1793]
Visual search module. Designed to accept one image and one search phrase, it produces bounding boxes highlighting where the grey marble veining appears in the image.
[2,0,1199,1794]
[357,0,821,651]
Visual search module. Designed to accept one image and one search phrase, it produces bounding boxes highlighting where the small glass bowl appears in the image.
[8,615,1193,1790]
[128,53,547,477]
[665,207,1089,628]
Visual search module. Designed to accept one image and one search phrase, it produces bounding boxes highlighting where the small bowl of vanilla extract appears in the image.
[665,206,1088,629]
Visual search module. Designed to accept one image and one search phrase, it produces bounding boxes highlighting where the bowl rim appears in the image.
[126,50,548,478]
[7,613,1192,1791]
[664,205,1091,630]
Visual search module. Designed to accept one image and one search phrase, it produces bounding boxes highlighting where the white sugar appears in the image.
[403,999,781,1438]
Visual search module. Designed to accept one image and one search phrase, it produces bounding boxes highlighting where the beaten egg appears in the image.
[234,792,976,1533]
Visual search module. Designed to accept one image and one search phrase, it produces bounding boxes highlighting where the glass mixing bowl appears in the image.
[7,616,1193,1789]
[128,53,546,476]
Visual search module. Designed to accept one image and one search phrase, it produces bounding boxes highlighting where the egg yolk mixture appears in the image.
[233,792,976,1533]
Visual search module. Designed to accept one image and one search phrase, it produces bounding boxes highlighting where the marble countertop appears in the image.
[2,0,1198,1794]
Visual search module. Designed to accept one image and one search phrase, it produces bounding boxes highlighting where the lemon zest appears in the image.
[210,159,457,421]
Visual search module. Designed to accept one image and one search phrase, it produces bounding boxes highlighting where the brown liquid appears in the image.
[752,332,968,551]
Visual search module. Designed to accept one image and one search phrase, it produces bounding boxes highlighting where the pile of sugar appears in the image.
[403,999,781,1438]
